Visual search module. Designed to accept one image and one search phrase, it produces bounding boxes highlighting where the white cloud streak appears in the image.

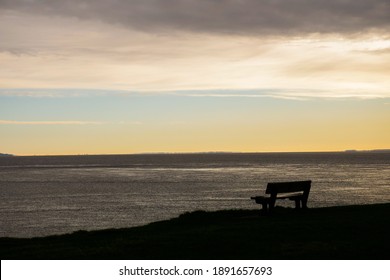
[0,120,144,125]
[1,88,387,100]
[0,120,106,125]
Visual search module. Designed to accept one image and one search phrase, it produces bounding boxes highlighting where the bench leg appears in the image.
[294,199,301,209]
[302,199,308,209]
[269,199,276,211]
[261,202,268,215]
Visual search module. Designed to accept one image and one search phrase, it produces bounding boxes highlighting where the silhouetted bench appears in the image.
[251,180,311,214]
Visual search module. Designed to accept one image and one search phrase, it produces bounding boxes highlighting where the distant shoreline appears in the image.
[5,149,390,157]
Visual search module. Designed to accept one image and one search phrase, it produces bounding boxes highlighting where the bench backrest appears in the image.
[266,180,311,196]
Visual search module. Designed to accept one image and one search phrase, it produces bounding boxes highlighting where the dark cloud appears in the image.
[1,0,389,35]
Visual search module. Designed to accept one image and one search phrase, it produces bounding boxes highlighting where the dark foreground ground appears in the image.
[1,203,389,259]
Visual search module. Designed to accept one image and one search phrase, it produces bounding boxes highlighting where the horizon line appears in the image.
[3,149,390,157]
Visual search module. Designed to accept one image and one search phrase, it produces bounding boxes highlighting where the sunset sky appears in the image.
[1,0,389,155]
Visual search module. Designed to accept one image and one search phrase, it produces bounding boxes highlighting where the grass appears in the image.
[1,203,389,259]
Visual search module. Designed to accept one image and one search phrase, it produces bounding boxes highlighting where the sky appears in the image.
[0,0,389,155]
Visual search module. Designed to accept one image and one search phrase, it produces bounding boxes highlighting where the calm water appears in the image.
[0,152,389,237]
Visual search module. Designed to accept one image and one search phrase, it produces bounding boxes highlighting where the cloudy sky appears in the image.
[1,0,389,155]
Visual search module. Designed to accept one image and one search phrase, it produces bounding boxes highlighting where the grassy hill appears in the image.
[1,203,389,259]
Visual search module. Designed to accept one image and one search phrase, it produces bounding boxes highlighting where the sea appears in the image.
[0,152,389,238]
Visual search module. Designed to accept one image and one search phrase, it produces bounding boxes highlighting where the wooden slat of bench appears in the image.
[276,192,303,199]
[251,193,302,200]
[266,180,311,194]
